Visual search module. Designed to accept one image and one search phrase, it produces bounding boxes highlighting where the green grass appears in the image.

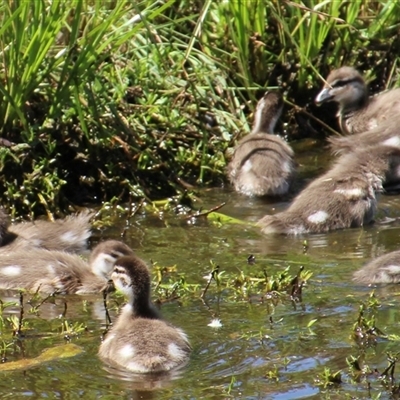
[0,0,399,216]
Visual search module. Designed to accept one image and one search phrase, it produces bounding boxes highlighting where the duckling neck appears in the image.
[129,286,161,319]
[252,103,279,134]
[340,90,368,115]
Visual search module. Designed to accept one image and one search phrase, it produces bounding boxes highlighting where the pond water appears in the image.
[2,140,400,399]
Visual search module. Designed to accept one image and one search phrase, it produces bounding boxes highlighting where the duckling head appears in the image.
[252,90,283,134]
[89,240,135,279]
[111,255,152,312]
[315,66,367,111]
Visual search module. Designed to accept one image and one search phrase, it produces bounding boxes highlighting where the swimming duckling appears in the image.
[315,66,400,135]
[258,145,400,235]
[99,256,191,373]
[0,209,93,253]
[227,91,295,196]
[353,250,400,284]
[0,240,134,294]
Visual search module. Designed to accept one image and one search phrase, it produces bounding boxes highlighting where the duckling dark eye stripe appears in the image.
[113,267,126,274]
[332,77,362,88]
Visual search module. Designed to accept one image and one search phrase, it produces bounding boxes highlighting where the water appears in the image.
[2,141,400,399]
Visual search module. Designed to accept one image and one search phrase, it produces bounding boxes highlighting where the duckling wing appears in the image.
[363,89,400,130]
[8,211,93,253]
[329,119,400,156]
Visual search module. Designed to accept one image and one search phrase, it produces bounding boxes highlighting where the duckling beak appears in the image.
[315,88,333,105]
[103,279,116,294]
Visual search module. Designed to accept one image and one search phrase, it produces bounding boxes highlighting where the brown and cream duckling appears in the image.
[0,240,134,294]
[353,250,400,285]
[227,91,295,196]
[99,256,191,373]
[0,209,93,253]
[258,145,400,235]
[315,66,400,135]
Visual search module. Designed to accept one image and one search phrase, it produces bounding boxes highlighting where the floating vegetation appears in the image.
[0,344,83,372]
[201,260,312,305]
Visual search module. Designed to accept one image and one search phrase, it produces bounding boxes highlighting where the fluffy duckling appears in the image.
[258,145,400,235]
[0,240,134,294]
[227,91,295,196]
[0,209,93,253]
[353,250,400,284]
[99,256,191,373]
[315,66,400,134]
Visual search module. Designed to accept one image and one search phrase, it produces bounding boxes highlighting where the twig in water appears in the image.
[201,265,220,299]
[102,281,114,330]
[185,202,226,220]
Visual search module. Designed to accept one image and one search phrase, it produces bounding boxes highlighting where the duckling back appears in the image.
[353,250,400,284]
[0,249,91,293]
[0,239,133,294]
[258,145,400,234]
[5,210,93,253]
[99,317,190,373]
[227,91,295,197]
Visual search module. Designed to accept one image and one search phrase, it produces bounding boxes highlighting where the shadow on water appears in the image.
[2,140,400,398]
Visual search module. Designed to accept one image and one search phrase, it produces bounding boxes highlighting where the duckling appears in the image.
[227,91,295,196]
[353,250,400,284]
[315,66,400,135]
[0,210,93,253]
[0,240,134,294]
[257,145,400,235]
[99,256,191,374]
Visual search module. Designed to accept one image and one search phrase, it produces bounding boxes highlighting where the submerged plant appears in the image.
[352,292,387,347]
[315,367,342,388]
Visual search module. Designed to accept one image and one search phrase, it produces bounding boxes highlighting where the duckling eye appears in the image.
[110,251,120,259]
[332,80,348,88]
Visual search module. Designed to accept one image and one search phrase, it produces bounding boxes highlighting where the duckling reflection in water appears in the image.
[353,250,400,285]
[316,66,400,135]
[227,91,295,197]
[0,240,134,294]
[0,209,93,254]
[99,256,191,373]
[258,145,400,235]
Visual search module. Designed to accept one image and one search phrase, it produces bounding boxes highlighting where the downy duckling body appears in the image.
[328,119,400,155]
[0,240,134,294]
[315,66,400,135]
[353,250,400,284]
[258,145,400,235]
[227,91,295,196]
[99,256,191,374]
[327,120,400,191]
[0,210,93,254]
